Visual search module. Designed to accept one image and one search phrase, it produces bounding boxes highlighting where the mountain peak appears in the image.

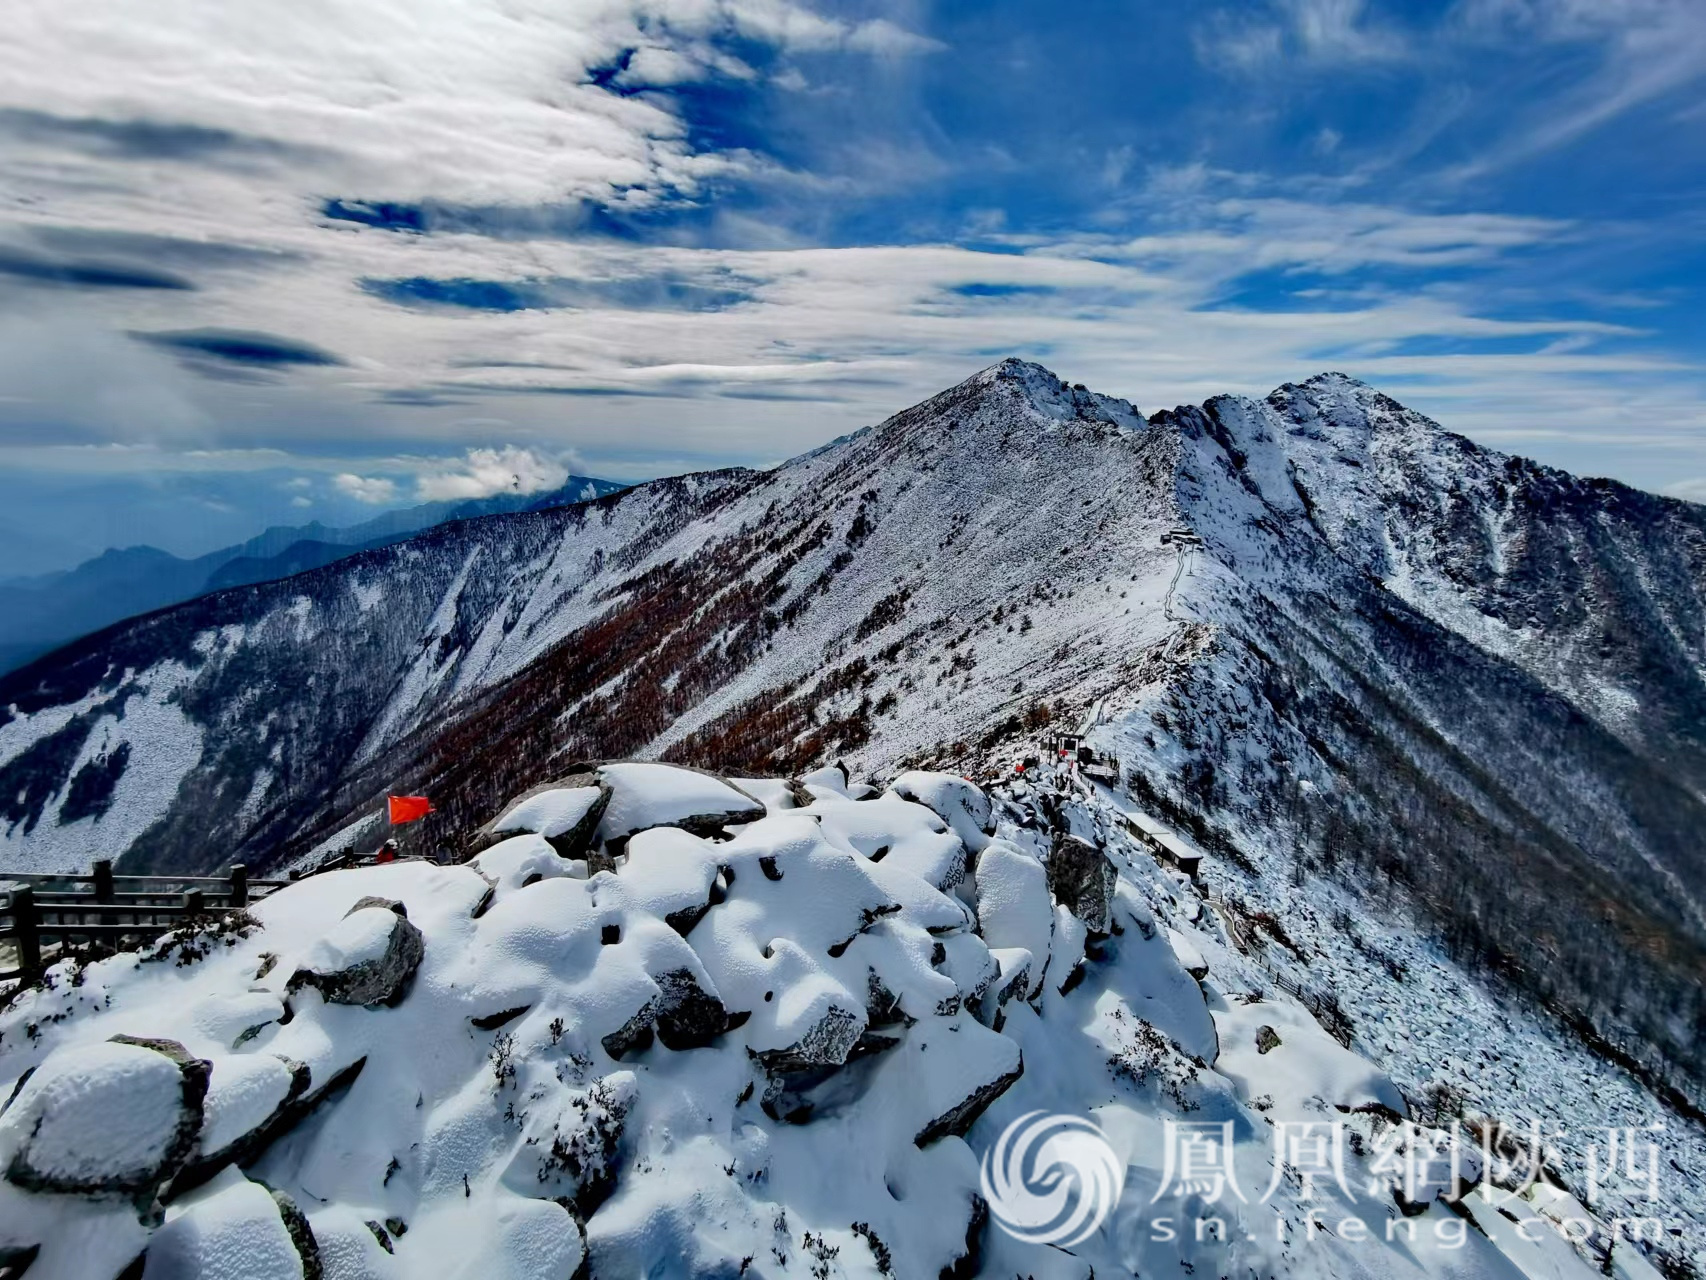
[970,356,1147,431]
[1299,370,1372,390]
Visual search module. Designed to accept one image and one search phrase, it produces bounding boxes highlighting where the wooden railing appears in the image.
[0,860,288,986]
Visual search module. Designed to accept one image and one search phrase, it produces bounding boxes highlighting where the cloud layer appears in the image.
[1,0,1703,568]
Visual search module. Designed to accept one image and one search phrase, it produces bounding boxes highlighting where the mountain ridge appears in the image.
[2,358,1704,1116]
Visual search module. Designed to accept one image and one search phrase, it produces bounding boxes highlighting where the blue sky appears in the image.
[1,0,1703,572]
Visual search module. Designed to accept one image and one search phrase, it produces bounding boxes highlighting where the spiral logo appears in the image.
[980,1111,1126,1246]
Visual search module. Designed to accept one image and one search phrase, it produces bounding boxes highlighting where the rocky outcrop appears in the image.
[890,771,995,853]
[3,1037,209,1211]
[468,775,612,859]
[286,899,424,1008]
[1046,834,1116,934]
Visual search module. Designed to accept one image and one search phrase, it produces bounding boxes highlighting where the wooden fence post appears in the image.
[12,887,41,985]
[229,865,248,909]
[182,889,205,918]
[93,860,114,903]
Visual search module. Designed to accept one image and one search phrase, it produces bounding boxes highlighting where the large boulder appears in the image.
[594,762,767,850]
[287,899,424,1009]
[973,842,1053,999]
[911,1021,1023,1148]
[889,772,994,853]
[142,1170,318,1279]
[2,1037,209,1204]
[469,775,611,859]
[182,1054,309,1185]
[1047,834,1117,934]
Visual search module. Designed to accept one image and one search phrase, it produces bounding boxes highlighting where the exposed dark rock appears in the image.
[601,1001,657,1061]
[664,896,713,937]
[753,1005,882,1124]
[755,1007,864,1074]
[938,1194,988,1280]
[273,1189,324,1280]
[286,900,424,1008]
[1255,1024,1282,1055]
[866,971,910,1028]
[913,1054,1024,1148]
[652,969,734,1051]
[471,1005,531,1031]
[1047,835,1116,934]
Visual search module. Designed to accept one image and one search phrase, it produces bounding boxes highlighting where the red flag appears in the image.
[388,795,433,825]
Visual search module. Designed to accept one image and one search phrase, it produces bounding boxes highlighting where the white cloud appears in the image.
[1200,0,1409,70]
[1662,477,1706,503]
[0,0,1700,505]
[1445,0,1706,176]
[0,0,936,212]
[844,18,947,57]
[334,473,399,504]
[414,446,570,501]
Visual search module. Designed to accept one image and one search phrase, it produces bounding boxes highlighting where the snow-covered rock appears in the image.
[889,770,995,853]
[0,767,1674,1280]
[285,899,424,1008]
[470,776,610,859]
[2,1037,207,1202]
[187,1053,308,1180]
[973,840,1053,999]
[594,762,766,847]
[1214,997,1407,1120]
[142,1168,313,1280]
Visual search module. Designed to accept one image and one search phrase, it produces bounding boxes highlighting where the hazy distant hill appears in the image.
[0,475,625,673]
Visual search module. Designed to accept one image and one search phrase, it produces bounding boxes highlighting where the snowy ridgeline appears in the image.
[0,762,1670,1280]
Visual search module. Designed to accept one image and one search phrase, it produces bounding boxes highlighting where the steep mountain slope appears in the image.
[2,358,1703,1113]
[1116,380,1706,1110]
[0,475,625,675]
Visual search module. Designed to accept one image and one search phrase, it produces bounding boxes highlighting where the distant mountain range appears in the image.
[0,476,625,674]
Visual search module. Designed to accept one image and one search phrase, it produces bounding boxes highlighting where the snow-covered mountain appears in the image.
[0,475,626,676]
[0,762,1683,1280]
[3,359,1704,1184]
